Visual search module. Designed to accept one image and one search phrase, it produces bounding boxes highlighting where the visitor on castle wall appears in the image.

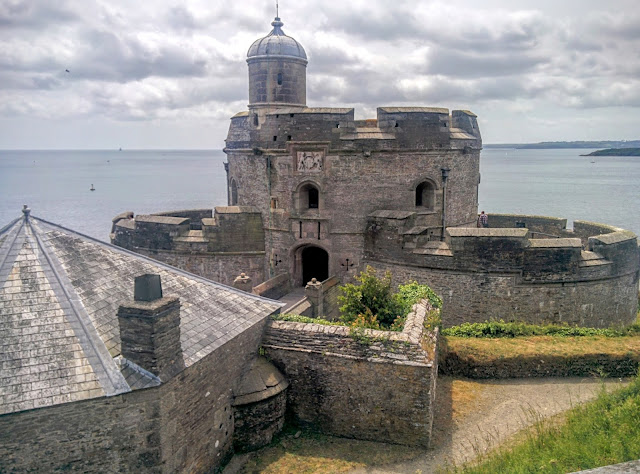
[477,211,489,228]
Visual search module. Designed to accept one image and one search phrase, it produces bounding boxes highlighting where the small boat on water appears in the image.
[90,184,95,191]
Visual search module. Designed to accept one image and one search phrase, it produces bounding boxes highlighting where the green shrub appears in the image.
[338,266,402,327]
[338,266,441,330]
[443,320,640,338]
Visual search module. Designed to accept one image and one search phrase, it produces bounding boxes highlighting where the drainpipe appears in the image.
[441,167,450,241]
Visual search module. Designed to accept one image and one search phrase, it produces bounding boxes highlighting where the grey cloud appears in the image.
[69,29,209,82]
[424,49,547,78]
[0,0,78,29]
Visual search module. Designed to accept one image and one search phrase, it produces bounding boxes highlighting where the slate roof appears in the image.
[0,210,282,415]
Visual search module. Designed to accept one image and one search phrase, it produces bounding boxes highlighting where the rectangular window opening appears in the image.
[273,136,277,142]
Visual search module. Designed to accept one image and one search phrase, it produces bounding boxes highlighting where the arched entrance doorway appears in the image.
[300,246,329,286]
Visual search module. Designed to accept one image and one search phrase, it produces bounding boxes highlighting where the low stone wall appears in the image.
[252,273,291,300]
[262,301,439,447]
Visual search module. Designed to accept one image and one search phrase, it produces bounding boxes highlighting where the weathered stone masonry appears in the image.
[263,301,439,447]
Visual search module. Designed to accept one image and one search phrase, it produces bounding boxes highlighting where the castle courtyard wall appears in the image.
[262,302,438,447]
[368,261,638,328]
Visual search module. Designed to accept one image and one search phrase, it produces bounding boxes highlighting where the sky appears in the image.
[1,0,639,149]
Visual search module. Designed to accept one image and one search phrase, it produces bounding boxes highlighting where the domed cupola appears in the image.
[247,17,307,60]
[247,17,307,109]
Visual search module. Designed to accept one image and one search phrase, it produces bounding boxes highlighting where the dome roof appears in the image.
[247,17,307,60]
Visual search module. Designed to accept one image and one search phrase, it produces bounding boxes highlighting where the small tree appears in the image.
[339,266,442,330]
[338,266,403,327]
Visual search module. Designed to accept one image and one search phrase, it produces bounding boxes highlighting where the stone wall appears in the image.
[0,313,270,473]
[252,273,291,300]
[110,207,267,286]
[262,302,438,447]
[364,215,640,328]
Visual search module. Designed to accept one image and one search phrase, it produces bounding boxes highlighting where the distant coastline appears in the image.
[485,140,640,149]
[581,148,640,157]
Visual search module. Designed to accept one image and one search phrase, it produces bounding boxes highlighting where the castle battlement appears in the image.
[365,212,639,282]
[225,106,481,152]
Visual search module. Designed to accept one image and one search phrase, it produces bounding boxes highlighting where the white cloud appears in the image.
[0,0,638,147]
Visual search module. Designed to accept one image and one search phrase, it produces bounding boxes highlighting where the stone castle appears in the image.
[2,14,638,474]
[112,16,640,329]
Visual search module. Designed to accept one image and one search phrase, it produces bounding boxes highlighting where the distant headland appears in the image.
[485,140,640,149]
[581,148,640,157]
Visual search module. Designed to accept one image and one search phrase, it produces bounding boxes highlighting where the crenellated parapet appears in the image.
[111,207,264,254]
[110,207,267,286]
[225,106,481,153]
[364,212,640,327]
[365,212,639,283]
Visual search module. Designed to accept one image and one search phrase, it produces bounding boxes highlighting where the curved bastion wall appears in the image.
[365,214,640,327]
[111,209,640,329]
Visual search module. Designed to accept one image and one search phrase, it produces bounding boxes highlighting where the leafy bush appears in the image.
[338,266,402,327]
[443,320,640,338]
[338,266,441,330]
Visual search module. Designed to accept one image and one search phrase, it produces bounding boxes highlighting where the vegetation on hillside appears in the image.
[459,373,640,473]
[583,147,640,156]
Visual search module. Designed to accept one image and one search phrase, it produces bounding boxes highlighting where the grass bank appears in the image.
[459,374,640,473]
[440,319,640,378]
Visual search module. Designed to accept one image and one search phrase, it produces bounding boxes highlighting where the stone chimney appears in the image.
[118,274,185,380]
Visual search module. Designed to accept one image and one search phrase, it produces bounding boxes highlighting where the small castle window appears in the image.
[276,114,279,118]
[308,187,319,209]
[416,181,435,210]
[253,114,258,126]
[336,124,340,128]
[395,122,399,127]
[298,182,321,211]
[287,135,292,141]
[277,73,283,85]
[270,198,278,209]
[230,179,238,206]
[273,136,277,142]
[290,113,294,117]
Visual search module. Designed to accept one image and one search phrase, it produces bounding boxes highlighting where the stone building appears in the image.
[112,16,640,328]
[0,207,438,472]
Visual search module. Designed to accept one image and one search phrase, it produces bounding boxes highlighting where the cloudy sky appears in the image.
[1,0,639,149]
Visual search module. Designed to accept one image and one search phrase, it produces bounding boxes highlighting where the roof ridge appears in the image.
[29,219,130,396]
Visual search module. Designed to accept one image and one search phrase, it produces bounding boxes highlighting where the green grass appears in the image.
[459,374,640,473]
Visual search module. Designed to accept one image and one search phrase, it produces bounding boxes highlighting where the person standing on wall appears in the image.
[477,211,488,228]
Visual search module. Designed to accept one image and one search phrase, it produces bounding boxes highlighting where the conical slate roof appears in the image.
[0,208,282,415]
[247,17,307,60]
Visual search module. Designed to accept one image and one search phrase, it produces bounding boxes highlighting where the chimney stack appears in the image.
[118,274,185,380]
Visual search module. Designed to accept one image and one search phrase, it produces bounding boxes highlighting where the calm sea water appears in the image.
[1,148,638,241]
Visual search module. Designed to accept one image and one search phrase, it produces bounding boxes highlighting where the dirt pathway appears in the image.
[351,377,628,474]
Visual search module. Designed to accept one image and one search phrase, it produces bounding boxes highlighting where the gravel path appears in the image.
[351,377,629,474]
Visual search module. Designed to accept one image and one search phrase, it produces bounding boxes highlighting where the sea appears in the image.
[1,148,638,241]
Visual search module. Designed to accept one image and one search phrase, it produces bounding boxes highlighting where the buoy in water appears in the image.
[90,184,95,191]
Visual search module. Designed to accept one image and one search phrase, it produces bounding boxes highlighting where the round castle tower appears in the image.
[247,17,307,110]
[224,16,483,286]
[111,14,639,329]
